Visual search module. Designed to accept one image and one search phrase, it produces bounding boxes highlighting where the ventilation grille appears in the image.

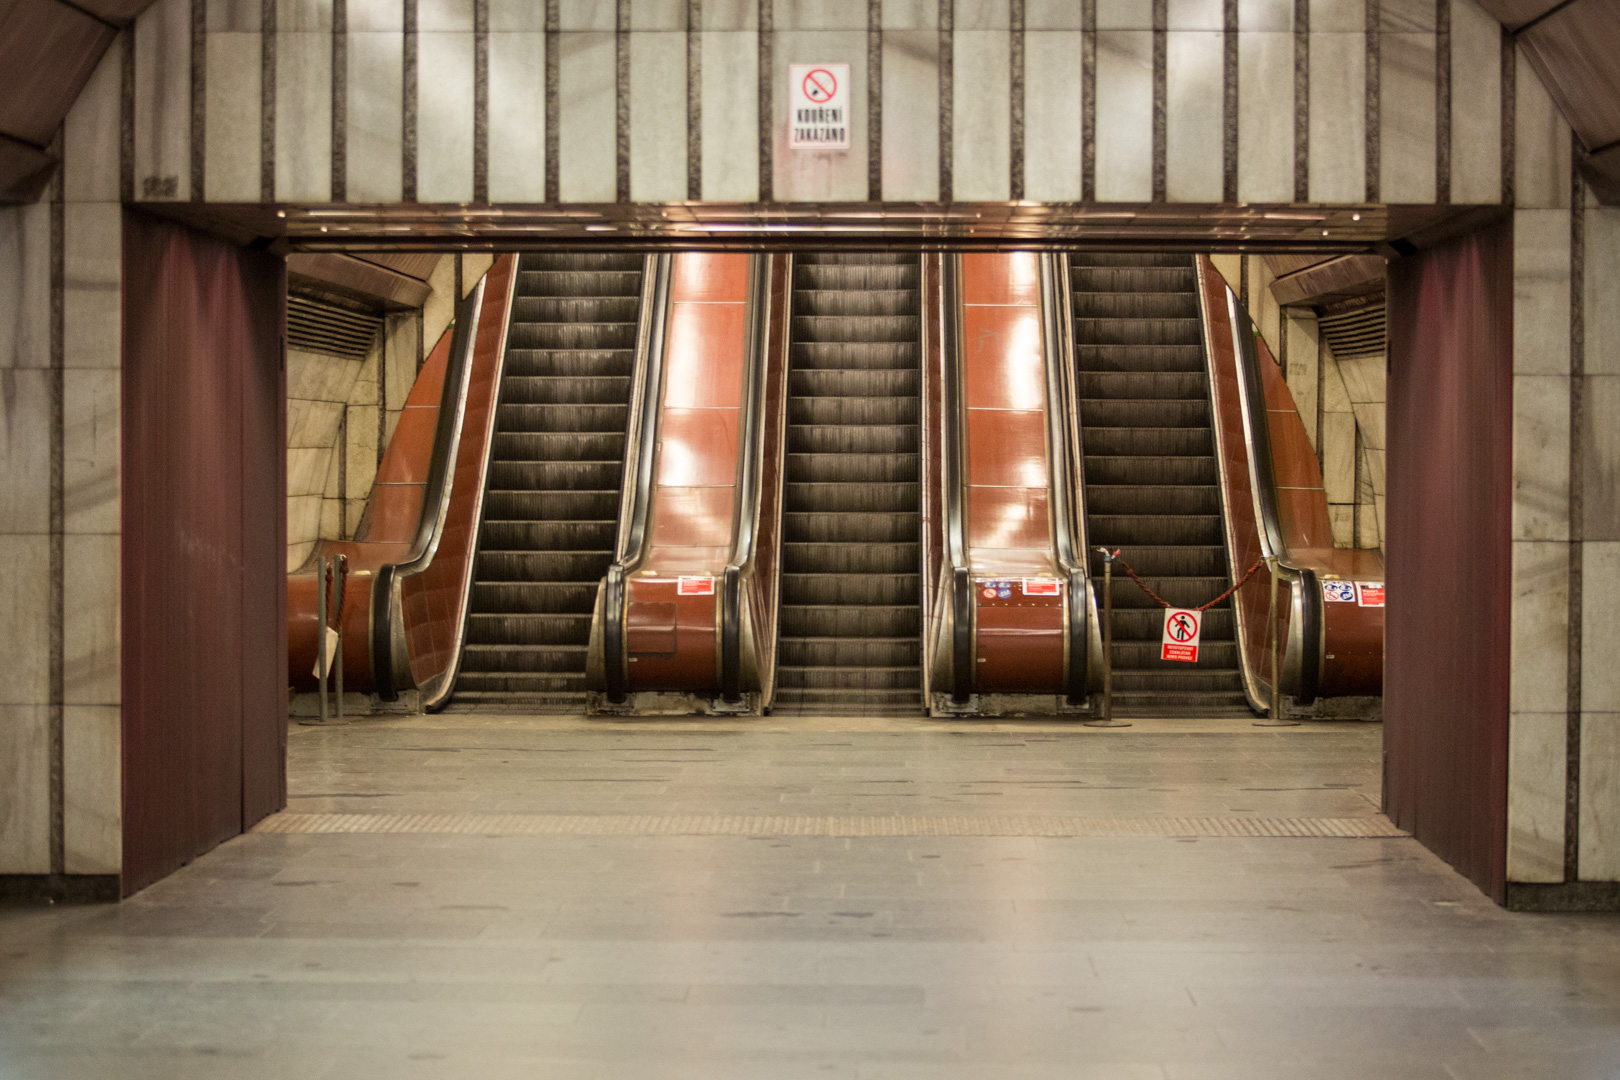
[1319,300,1385,360]
[287,294,382,359]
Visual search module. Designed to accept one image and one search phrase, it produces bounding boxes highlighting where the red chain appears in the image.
[1107,551,1266,612]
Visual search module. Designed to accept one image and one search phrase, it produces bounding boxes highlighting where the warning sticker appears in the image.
[677,577,715,596]
[1356,582,1385,607]
[1322,580,1357,603]
[1022,579,1061,597]
[789,63,850,150]
[1160,608,1202,663]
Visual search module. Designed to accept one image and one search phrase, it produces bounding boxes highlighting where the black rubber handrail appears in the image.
[1037,254,1090,706]
[371,279,485,701]
[940,255,974,706]
[602,254,674,703]
[1224,288,1323,706]
[719,255,772,704]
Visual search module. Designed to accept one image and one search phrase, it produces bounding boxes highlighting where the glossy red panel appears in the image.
[966,408,1049,488]
[960,251,1040,307]
[657,408,742,487]
[640,546,731,574]
[374,407,439,484]
[1268,419,1324,492]
[365,483,427,541]
[962,305,1047,411]
[627,601,678,654]
[968,548,1057,576]
[404,326,453,407]
[1275,486,1335,549]
[624,579,718,692]
[670,252,750,303]
[665,301,747,408]
[968,485,1051,552]
[648,485,736,551]
[975,601,1064,693]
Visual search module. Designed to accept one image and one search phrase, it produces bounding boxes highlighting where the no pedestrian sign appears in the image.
[789,63,850,150]
[1161,608,1202,663]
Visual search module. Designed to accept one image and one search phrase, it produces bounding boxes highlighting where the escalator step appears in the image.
[786,452,921,484]
[504,348,635,379]
[791,342,921,370]
[1084,455,1218,486]
[1072,292,1200,319]
[783,482,921,514]
[1085,484,1221,515]
[1079,398,1210,428]
[496,403,629,434]
[476,550,613,583]
[498,375,633,406]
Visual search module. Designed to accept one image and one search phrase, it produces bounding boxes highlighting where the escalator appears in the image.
[1071,253,1248,714]
[775,253,924,714]
[452,253,644,709]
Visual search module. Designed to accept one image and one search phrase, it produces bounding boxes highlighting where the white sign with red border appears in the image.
[1161,608,1202,663]
[1022,579,1061,597]
[677,576,714,596]
[789,63,850,150]
[1356,582,1385,607]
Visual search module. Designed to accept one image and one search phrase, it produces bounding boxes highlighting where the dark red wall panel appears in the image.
[122,210,287,897]
[1385,219,1513,904]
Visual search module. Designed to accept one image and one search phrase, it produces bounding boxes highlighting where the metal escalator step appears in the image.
[1110,669,1245,693]
[794,264,919,291]
[1101,608,1236,641]
[515,270,642,297]
[504,323,638,351]
[487,460,624,491]
[1072,344,1205,372]
[781,573,920,606]
[1083,455,1218,486]
[780,542,919,575]
[1072,317,1202,347]
[1082,427,1213,456]
[1069,266,1196,292]
[1110,640,1239,669]
[1079,398,1210,428]
[496,403,629,434]
[1077,370,1207,400]
[483,490,620,520]
[519,252,643,272]
[787,424,918,455]
[790,315,920,344]
[787,396,920,426]
[476,550,613,583]
[494,432,627,462]
[503,349,635,379]
[779,604,922,637]
[775,666,922,691]
[1093,575,1232,610]
[786,452,921,484]
[790,342,922,370]
[453,672,589,694]
[781,511,921,543]
[783,481,921,514]
[465,613,592,646]
[789,367,920,399]
[778,636,921,667]
[460,644,588,673]
[1070,252,1193,268]
[1072,292,1200,319]
[481,520,619,551]
[792,289,920,318]
[1086,544,1226,577]
[497,375,633,405]
[795,252,917,265]
[471,581,598,614]
[1088,513,1224,546]
[512,296,642,323]
[1085,484,1221,515]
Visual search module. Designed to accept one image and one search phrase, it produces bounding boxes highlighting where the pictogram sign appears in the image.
[789,63,850,150]
[1356,582,1384,607]
[1160,608,1202,663]
[1323,580,1356,603]
[677,576,714,596]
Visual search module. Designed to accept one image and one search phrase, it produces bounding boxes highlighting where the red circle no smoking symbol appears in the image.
[802,68,837,103]
[1168,612,1198,642]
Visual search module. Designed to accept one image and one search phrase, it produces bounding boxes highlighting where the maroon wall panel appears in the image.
[1385,219,1512,903]
[122,211,287,897]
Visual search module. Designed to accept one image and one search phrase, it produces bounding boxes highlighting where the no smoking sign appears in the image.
[789,63,850,150]
[1160,608,1202,663]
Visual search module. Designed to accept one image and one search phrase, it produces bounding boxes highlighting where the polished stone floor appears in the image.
[3,716,1620,1079]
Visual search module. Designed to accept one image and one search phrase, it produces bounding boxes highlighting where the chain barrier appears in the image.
[1101,549,1266,612]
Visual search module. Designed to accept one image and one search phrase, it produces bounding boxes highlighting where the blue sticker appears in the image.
[998,589,1011,598]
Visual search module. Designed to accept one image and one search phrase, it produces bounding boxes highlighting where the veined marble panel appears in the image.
[1584,542,1620,715]
[1308,30,1365,205]
[63,533,120,707]
[1511,374,1570,542]
[1327,502,1353,546]
[1094,31,1152,202]
[1335,352,1385,406]
[1320,409,1356,504]
[1585,374,1620,542]
[63,704,121,875]
[64,203,122,371]
[277,0,332,31]
[1588,210,1620,379]
[559,31,616,203]
[288,446,333,498]
[276,31,333,202]
[0,704,50,873]
[1024,31,1081,203]
[419,0,473,31]
[1027,0,1080,30]
[701,0,758,30]
[488,0,543,31]
[1514,49,1570,211]
[209,0,260,33]
[345,403,380,496]
[0,368,50,533]
[1381,0,1435,32]
[1379,33,1437,204]
[1096,0,1151,30]
[559,0,613,31]
[1581,709,1620,881]
[1507,708,1566,883]
[488,32,547,203]
[0,204,50,370]
[64,370,120,536]
[1449,0,1500,205]
[288,349,363,403]
[1284,317,1319,446]
[1351,400,1384,451]
[348,0,401,31]
[64,42,122,203]
[881,30,939,202]
[775,0,867,30]
[1512,209,1571,376]
[629,0,685,30]
[347,32,405,204]
[418,31,476,203]
[134,0,192,201]
[952,30,1010,202]
[1509,538,1568,714]
[775,31,868,202]
[1312,0,1364,32]
[206,33,264,202]
[288,494,322,554]
[288,397,345,450]
[700,31,759,202]
[1239,0,1292,30]
[1169,0,1221,31]
[630,32,688,202]
[0,536,50,706]
[1166,31,1223,203]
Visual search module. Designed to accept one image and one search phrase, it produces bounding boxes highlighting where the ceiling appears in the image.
[4,0,1619,204]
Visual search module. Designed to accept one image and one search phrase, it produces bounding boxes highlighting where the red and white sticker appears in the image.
[677,576,715,596]
[788,63,850,150]
[1356,582,1385,607]
[1160,608,1202,663]
[1022,579,1061,597]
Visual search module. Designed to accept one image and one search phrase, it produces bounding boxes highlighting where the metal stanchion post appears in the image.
[1085,547,1130,729]
[316,556,328,726]
[1255,556,1299,727]
[333,554,346,722]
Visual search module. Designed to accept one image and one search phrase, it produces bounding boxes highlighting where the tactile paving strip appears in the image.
[254,813,1407,839]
